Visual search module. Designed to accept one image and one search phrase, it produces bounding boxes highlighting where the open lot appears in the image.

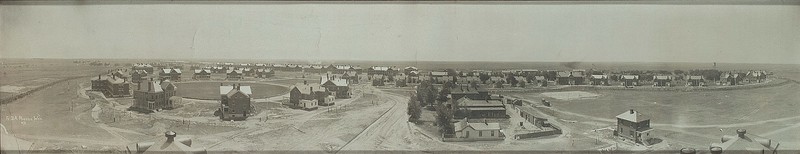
[174,81,289,100]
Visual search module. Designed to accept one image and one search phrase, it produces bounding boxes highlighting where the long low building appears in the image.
[455,97,507,119]
[91,74,131,98]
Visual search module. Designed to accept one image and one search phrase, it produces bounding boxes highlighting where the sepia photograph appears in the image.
[1,0,799,153]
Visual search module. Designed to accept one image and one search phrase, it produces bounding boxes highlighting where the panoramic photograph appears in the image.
[1,1,799,153]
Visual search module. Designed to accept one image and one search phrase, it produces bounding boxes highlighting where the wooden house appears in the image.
[131,63,154,74]
[652,75,672,87]
[219,84,253,121]
[193,69,211,80]
[615,109,654,144]
[371,66,398,76]
[320,75,350,98]
[589,75,609,86]
[404,66,418,76]
[130,70,149,83]
[289,81,331,107]
[555,71,571,85]
[226,70,243,80]
[341,71,360,84]
[686,76,705,86]
[255,69,274,78]
[621,75,639,87]
[242,68,254,76]
[571,71,586,85]
[159,68,182,82]
[453,118,504,140]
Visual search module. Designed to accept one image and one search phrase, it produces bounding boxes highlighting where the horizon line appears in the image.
[3,57,798,65]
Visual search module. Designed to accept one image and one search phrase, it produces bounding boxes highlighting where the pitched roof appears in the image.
[161,68,181,74]
[590,75,608,79]
[219,85,252,97]
[687,76,704,80]
[571,71,585,78]
[226,70,242,74]
[556,71,571,77]
[370,66,390,71]
[457,97,504,108]
[193,69,210,74]
[654,76,672,80]
[292,83,325,94]
[621,75,639,80]
[616,110,650,123]
[711,129,778,152]
[94,75,128,84]
[138,80,176,93]
[321,76,348,87]
[454,120,501,131]
[450,84,487,94]
[430,71,449,76]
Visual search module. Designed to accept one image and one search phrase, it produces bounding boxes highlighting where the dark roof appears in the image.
[449,84,487,94]
[457,97,504,108]
[292,83,324,94]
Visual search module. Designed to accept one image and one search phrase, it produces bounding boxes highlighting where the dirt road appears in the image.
[338,88,478,152]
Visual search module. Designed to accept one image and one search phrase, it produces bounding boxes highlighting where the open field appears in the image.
[1,59,799,153]
[174,81,289,100]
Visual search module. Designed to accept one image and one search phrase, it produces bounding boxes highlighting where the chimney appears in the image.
[679,148,696,154]
[484,119,488,125]
[709,146,722,154]
[165,131,177,142]
[629,109,634,114]
[98,75,101,80]
[736,129,746,138]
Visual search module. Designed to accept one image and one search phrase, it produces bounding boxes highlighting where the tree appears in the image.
[479,73,490,84]
[519,81,526,88]
[507,75,519,87]
[494,81,504,88]
[435,103,454,135]
[407,94,421,123]
[437,86,451,103]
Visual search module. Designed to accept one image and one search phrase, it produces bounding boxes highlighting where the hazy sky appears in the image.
[1,3,799,64]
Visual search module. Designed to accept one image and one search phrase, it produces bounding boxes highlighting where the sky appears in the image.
[1,3,799,64]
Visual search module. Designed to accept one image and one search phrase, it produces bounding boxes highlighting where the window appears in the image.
[491,131,495,136]
[465,131,470,138]
[479,131,483,137]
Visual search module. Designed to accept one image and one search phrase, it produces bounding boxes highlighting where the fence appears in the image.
[1,75,94,104]
[441,133,505,142]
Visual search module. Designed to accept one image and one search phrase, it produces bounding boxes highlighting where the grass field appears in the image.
[174,81,289,100]
[507,82,800,126]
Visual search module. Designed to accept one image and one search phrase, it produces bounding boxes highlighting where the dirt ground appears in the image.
[2,60,799,153]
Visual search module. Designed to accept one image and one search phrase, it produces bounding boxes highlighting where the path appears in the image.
[338,88,478,152]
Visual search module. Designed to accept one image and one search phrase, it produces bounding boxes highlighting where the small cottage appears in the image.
[452,119,504,141]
